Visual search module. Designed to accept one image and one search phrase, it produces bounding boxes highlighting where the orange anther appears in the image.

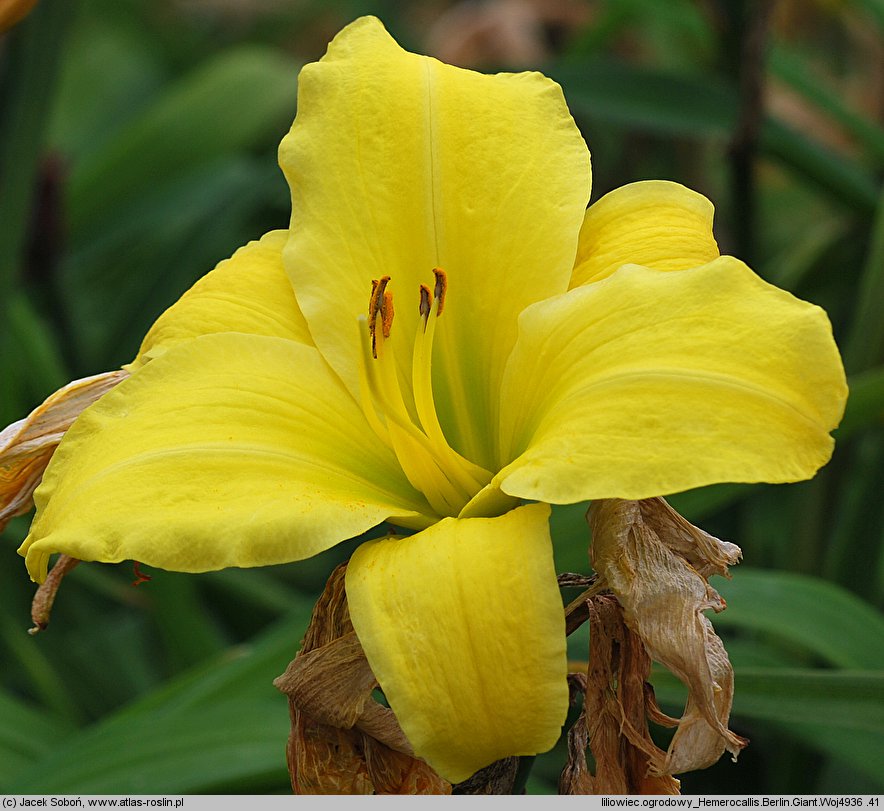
[381,290,394,339]
[432,268,447,315]
[419,284,432,324]
[368,276,391,358]
[369,276,391,322]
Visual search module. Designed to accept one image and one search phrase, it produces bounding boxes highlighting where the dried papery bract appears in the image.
[588,498,748,775]
[274,562,450,795]
[0,371,128,532]
[560,596,680,795]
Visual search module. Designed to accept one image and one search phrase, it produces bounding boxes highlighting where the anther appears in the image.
[369,279,379,314]
[419,284,432,328]
[381,290,394,339]
[368,276,391,358]
[369,276,390,321]
[432,268,447,315]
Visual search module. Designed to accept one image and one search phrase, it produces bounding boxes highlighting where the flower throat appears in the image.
[357,269,492,517]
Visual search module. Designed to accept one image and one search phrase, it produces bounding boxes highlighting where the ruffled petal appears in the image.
[497,257,847,503]
[279,16,590,468]
[570,181,719,288]
[345,502,567,783]
[20,333,433,582]
[130,230,312,370]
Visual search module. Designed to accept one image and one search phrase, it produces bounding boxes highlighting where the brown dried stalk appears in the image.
[29,554,80,634]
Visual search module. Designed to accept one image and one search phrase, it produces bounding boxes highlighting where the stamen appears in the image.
[368,276,391,358]
[359,321,467,515]
[368,276,389,318]
[412,271,491,497]
[432,268,447,315]
[357,271,492,519]
[419,284,432,329]
[369,278,379,313]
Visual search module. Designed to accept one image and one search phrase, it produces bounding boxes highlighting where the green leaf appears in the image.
[0,690,73,786]
[761,119,879,215]
[550,61,735,138]
[845,187,884,373]
[714,568,884,669]
[67,45,299,236]
[654,668,884,733]
[837,366,884,439]
[48,16,166,162]
[551,60,878,214]
[7,697,290,793]
[666,483,754,523]
[652,668,884,786]
[0,0,76,301]
[6,608,313,793]
[6,291,68,396]
[770,47,884,165]
[62,156,281,368]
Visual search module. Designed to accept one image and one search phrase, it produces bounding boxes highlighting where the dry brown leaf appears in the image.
[588,498,748,776]
[274,562,450,795]
[0,370,128,532]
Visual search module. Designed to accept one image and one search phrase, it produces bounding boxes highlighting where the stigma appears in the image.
[358,270,492,517]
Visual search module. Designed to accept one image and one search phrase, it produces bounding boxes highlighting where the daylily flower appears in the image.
[5,17,847,784]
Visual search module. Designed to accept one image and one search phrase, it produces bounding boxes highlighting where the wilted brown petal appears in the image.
[276,630,378,729]
[0,371,128,532]
[364,736,451,794]
[588,498,748,775]
[638,498,742,579]
[561,595,680,795]
[274,562,450,795]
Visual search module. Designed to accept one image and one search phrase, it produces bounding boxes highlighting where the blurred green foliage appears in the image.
[1,0,882,795]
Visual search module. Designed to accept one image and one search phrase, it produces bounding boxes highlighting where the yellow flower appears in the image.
[9,17,846,783]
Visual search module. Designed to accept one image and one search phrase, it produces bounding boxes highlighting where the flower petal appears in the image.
[20,333,432,582]
[279,16,590,468]
[130,230,312,370]
[497,257,847,502]
[570,181,719,288]
[345,502,567,783]
[0,371,129,532]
